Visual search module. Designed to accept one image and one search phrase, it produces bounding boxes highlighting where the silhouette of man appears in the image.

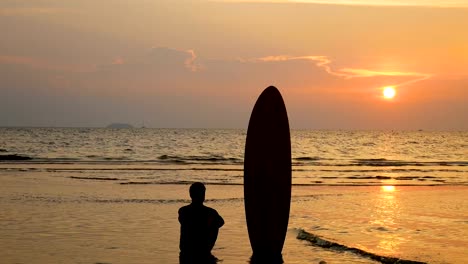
[179,182,224,264]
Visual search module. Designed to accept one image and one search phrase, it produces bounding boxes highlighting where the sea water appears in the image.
[0,128,467,263]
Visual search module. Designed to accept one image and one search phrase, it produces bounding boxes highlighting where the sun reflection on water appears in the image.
[382,185,396,192]
[369,185,405,255]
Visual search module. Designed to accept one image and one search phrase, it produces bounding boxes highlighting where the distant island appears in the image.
[106,123,134,129]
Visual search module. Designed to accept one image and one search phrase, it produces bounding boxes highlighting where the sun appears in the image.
[383,86,396,99]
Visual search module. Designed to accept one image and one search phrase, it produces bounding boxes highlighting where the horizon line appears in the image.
[0,126,466,132]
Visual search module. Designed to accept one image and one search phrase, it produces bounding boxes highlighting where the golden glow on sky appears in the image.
[0,1,467,129]
[228,0,468,7]
[383,86,396,99]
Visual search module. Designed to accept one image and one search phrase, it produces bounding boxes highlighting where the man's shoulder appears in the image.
[179,204,219,215]
[178,204,191,213]
[204,205,224,227]
[203,205,219,215]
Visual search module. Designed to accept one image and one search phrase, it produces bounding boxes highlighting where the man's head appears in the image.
[189,182,206,204]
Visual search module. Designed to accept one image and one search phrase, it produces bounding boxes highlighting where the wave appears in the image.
[11,193,347,205]
[295,159,468,167]
[1,167,465,186]
[120,181,243,186]
[10,194,243,205]
[294,156,322,161]
[340,175,439,181]
[0,167,243,172]
[351,158,468,167]
[89,194,345,204]
[0,154,33,161]
[158,154,242,164]
[318,168,466,173]
[117,180,465,187]
[296,229,427,264]
[1,153,466,168]
[0,167,463,176]
[70,176,121,181]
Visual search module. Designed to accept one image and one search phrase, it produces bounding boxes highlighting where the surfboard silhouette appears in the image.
[244,86,292,263]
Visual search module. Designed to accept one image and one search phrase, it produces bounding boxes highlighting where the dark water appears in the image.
[0,128,466,186]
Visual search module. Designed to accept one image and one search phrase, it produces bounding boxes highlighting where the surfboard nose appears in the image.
[258,86,284,104]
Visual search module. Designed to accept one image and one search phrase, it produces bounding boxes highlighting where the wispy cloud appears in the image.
[1,47,202,77]
[184,49,202,72]
[246,55,432,88]
[95,47,202,74]
[217,0,468,8]
[337,68,432,87]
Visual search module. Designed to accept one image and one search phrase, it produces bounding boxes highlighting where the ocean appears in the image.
[1,128,467,263]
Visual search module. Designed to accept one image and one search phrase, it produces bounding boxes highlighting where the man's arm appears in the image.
[178,207,185,224]
[216,211,224,228]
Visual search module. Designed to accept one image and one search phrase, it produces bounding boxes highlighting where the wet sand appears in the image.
[1,172,467,263]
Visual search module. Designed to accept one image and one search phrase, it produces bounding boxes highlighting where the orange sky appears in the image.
[0,0,467,129]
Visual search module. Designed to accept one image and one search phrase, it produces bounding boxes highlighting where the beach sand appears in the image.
[1,172,467,263]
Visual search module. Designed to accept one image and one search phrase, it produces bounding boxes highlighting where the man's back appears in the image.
[179,203,224,256]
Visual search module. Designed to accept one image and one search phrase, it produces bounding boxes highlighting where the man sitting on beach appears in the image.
[179,182,224,264]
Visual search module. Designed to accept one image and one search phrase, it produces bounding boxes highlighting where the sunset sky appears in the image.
[1,0,467,129]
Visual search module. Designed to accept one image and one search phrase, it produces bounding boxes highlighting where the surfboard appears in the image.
[244,86,292,263]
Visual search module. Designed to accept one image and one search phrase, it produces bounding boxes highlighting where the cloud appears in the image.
[338,68,432,87]
[0,47,200,77]
[184,49,202,72]
[0,47,201,95]
[106,47,202,72]
[244,54,432,88]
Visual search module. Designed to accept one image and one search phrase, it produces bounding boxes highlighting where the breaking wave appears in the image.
[296,229,427,264]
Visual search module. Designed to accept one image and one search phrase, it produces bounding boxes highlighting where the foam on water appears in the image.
[297,229,426,264]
